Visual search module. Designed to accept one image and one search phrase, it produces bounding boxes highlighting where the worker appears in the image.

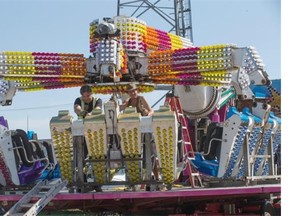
[119,83,154,116]
[119,83,157,182]
[74,85,102,119]
[74,85,102,189]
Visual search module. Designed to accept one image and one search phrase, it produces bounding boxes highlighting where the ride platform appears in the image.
[0,183,281,215]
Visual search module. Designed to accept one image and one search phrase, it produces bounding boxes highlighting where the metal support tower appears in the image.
[117,0,193,42]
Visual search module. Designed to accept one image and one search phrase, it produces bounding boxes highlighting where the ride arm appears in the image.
[231,46,270,100]
[0,51,86,106]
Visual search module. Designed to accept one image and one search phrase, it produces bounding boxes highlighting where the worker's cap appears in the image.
[126,83,138,92]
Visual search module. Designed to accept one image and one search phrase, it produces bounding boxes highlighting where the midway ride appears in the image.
[0,16,281,215]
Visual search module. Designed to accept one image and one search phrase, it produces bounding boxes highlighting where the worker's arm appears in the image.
[119,98,129,112]
[74,104,88,116]
[74,98,87,117]
[74,104,82,115]
[94,98,103,110]
[140,96,154,116]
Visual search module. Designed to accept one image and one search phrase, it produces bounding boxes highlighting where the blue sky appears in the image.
[0,0,281,139]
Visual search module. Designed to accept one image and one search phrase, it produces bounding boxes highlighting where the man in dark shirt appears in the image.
[74,85,102,119]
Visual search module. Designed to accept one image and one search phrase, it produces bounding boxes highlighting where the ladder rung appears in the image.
[20,203,34,208]
[10,213,24,216]
[39,185,53,190]
[32,194,45,198]
[6,179,67,216]
[250,155,271,158]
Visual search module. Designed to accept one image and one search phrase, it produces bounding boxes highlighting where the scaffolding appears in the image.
[117,0,193,42]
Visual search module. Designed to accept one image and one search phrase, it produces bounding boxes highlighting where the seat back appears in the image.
[202,123,223,160]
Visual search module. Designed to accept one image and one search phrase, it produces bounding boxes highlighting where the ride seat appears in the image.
[11,129,53,184]
[201,123,223,160]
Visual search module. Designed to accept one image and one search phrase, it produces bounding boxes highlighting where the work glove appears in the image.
[79,110,88,118]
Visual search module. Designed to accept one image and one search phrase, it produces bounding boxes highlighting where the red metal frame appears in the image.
[164,94,201,188]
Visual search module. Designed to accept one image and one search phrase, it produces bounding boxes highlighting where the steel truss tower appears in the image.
[117,0,193,42]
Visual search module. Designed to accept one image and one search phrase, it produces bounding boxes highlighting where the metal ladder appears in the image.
[164,93,202,188]
[5,179,67,216]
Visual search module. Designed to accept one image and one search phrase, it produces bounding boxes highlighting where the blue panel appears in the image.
[226,107,249,122]
[251,79,281,99]
[190,153,219,176]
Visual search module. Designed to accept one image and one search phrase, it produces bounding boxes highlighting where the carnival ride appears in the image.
[0,15,281,215]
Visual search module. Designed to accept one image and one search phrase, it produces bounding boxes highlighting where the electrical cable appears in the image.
[1,103,73,111]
